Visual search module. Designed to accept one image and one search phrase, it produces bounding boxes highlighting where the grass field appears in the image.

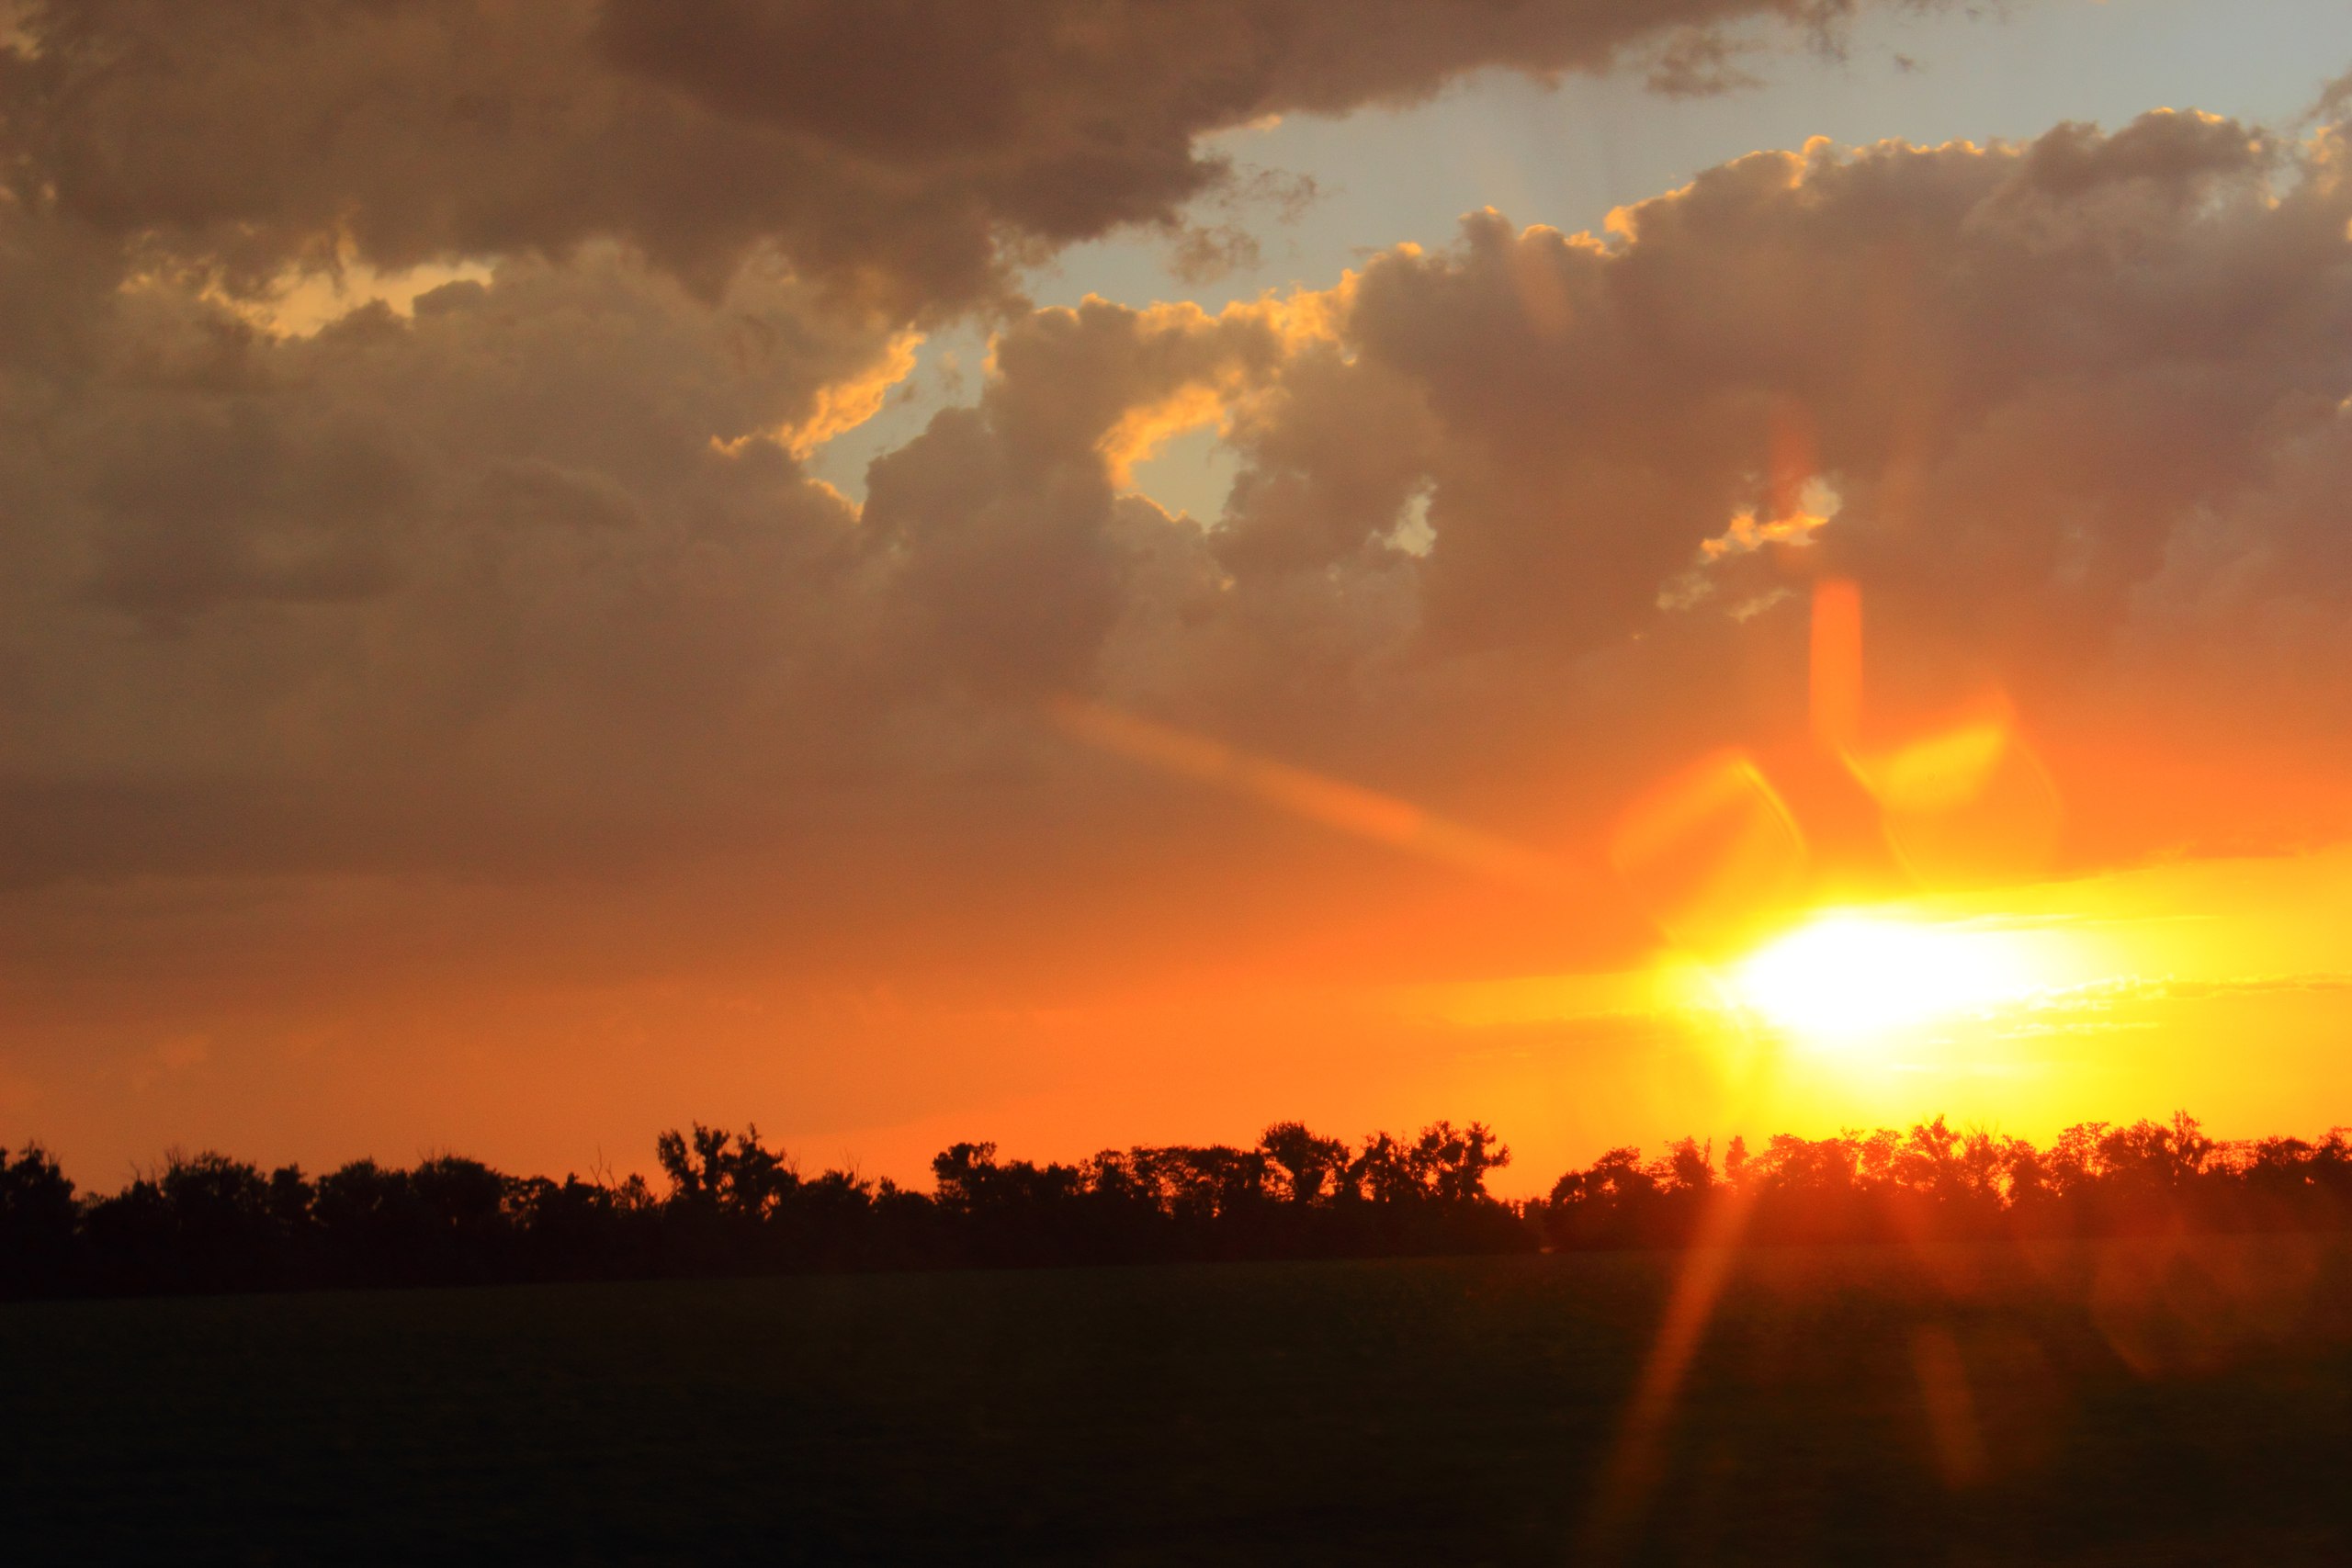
[5,1238,2350,1564]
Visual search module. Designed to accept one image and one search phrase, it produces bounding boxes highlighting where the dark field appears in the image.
[6,1239,2350,1565]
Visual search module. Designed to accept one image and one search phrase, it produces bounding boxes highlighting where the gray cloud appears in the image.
[1182,109,2352,867]
[2,0,1928,310]
[0,233,907,877]
[11,106,2352,894]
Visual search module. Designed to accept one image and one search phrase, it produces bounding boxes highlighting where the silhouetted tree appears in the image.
[1260,1122,1350,1205]
[0,1144,76,1294]
[1351,1132,1424,1207]
[14,1109,2352,1300]
[1417,1121,1511,1204]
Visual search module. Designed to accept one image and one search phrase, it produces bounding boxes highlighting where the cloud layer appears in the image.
[4,0,1913,307]
[7,105,2352,896]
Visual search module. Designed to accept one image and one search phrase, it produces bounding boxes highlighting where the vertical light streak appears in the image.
[1810,576,1862,755]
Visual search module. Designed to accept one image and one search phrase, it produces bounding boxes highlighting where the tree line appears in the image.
[1,1112,2346,1298]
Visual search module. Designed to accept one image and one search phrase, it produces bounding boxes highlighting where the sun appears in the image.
[1731,911,2049,1053]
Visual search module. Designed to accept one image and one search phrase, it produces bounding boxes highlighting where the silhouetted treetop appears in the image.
[3,1112,2347,1300]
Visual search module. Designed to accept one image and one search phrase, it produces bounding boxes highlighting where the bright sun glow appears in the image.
[1733,912,2051,1053]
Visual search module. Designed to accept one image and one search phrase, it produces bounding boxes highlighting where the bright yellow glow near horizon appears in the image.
[1387,848,2352,1155]
[1732,911,2054,1055]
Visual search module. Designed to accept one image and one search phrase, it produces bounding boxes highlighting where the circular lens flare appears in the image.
[1733,912,2046,1052]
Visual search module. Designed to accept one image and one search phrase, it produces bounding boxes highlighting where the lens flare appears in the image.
[1049,697,1568,890]
[1732,911,2049,1051]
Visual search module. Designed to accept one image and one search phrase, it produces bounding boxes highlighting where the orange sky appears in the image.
[15,653,2352,1197]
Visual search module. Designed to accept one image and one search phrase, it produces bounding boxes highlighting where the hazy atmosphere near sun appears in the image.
[8,0,2352,1191]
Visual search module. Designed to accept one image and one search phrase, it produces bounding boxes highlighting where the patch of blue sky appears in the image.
[799,321,992,504]
[812,0,2352,515]
[1033,0,2352,316]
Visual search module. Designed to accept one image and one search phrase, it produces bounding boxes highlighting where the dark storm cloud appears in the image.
[1,0,1919,308]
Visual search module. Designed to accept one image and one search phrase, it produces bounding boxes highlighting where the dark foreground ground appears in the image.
[5,1238,2349,1565]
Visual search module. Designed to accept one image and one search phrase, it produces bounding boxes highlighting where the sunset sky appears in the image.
[6,0,2352,1193]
